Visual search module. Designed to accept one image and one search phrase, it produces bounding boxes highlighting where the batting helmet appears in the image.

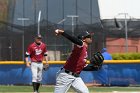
[77,31,91,40]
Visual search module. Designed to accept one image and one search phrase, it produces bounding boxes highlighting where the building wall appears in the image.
[106,38,140,53]
[0,0,8,27]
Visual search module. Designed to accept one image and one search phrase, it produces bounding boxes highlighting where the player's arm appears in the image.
[25,46,32,67]
[25,53,31,67]
[55,29,83,46]
[44,56,48,63]
[83,64,101,71]
[43,45,49,70]
[43,55,49,71]
[43,46,48,64]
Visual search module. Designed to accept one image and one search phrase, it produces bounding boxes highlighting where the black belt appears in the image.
[61,68,79,77]
[32,61,42,63]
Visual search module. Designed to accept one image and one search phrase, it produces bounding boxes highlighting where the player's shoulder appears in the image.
[41,42,47,46]
[75,43,85,48]
[28,42,35,48]
[40,42,47,48]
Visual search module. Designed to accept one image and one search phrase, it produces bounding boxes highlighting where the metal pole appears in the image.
[9,40,12,60]
[118,13,128,52]
[17,18,29,60]
[124,13,128,52]
[67,15,79,49]
[72,17,74,36]
[67,15,79,36]
[54,18,66,60]
[38,10,41,35]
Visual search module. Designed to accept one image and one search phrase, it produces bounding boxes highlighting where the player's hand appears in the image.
[43,63,49,71]
[44,62,49,68]
[55,29,64,36]
[26,62,31,68]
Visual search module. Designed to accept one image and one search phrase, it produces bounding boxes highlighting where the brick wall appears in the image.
[106,38,140,53]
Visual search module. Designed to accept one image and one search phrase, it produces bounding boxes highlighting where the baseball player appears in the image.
[25,34,49,93]
[54,29,104,93]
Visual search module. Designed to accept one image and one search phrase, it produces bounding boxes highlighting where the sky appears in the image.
[98,0,140,19]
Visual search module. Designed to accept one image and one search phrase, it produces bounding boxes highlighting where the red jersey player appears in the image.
[54,29,96,93]
[25,34,49,93]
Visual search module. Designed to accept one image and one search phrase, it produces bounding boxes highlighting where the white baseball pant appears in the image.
[31,62,43,83]
[54,69,89,93]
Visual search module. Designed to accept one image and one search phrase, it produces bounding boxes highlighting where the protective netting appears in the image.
[0,0,140,61]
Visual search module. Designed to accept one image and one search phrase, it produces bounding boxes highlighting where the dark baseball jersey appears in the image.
[64,44,88,74]
[26,42,47,62]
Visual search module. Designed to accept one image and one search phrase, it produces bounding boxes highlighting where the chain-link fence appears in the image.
[0,0,140,61]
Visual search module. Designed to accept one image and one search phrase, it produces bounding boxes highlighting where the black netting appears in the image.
[0,0,140,61]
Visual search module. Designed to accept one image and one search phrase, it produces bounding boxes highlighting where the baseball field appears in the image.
[0,85,140,93]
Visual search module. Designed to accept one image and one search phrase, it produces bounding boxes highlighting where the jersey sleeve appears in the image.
[83,64,99,71]
[25,45,32,57]
[62,32,83,46]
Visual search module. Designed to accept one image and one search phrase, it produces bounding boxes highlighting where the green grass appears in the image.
[88,87,140,92]
[0,85,53,92]
[0,85,140,92]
